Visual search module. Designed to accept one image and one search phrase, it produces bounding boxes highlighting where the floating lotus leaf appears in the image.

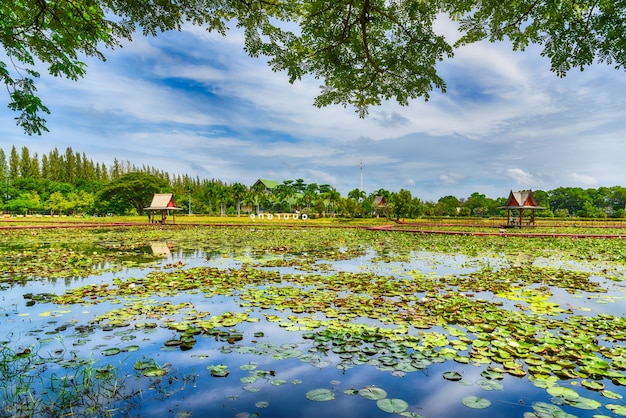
[602,390,623,400]
[531,402,576,417]
[273,349,302,360]
[461,396,491,409]
[506,368,527,377]
[208,364,229,377]
[477,379,504,391]
[581,379,604,391]
[143,367,167,377]
[306,388,335,402]
[377,398,408,413]
[607,404,626,416]
[481,369,504,380]
[164,339,181,347]
[547,386,579,400]
[564,396,601,410]
[101,347,121,356]
[443,371,463,381]
[359,387,388,400]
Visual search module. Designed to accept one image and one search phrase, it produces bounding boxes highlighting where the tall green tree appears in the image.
[321,187,341,216]
[0,149,7,184]
[96,172,167,215]
[274,180,297,212]
[348,188,366,202]
[9,146,19,181]
[436,195,460,216]
[392,189,413,221]
[230,182,248,217]
[4,0,625,134]
[19,147,31,179]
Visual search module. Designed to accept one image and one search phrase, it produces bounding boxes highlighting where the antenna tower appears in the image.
[360,161,364,192]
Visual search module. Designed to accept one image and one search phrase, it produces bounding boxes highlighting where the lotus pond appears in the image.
[1,224,626,418]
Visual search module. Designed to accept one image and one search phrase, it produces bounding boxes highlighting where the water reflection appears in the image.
[1,240,625,417]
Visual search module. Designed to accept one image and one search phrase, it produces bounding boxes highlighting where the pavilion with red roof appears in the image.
[144,193,182,224]
[500,190,544,227]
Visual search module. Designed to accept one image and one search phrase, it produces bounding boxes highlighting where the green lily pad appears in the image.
[359,387,388,400]
[306,388,335,402]
[208,364,229,377]
[462,396,491,409]
[602,390,623,400]
[547,386,579,400]
[101,347,121,356]
[143,367,167,377]
[581,379,604,391]
[531,402,576,417]
[477,379,504,391]
[564,396,601,410]
[607,404,626,416]
[443,371,463,381]
[377,398,408,413]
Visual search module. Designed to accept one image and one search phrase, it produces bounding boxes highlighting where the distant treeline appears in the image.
[1,145,625,219]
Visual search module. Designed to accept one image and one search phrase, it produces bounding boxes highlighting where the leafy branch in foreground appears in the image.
[2,0,626,133]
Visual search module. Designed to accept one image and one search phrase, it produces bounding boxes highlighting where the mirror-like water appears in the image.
[1,227,625,418]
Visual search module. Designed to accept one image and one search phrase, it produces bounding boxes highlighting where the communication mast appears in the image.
[360,161,364,192]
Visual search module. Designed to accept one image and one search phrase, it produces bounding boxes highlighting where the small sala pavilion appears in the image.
[500,190,544,227]
[144,193,182,224]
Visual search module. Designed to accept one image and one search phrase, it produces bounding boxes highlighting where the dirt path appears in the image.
[2,219,626,238]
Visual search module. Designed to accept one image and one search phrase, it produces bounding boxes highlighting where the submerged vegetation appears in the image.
[0,224,625,417]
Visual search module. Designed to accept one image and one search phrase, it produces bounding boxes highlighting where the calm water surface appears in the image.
[1,244,624,418]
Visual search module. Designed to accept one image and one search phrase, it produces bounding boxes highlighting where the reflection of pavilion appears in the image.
[150,242,171,256]
[144,193,182,224]
[500,190,544,227]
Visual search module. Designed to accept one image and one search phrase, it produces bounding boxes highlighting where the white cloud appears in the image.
[506,168,537,187]
[439,172,465,186]
[568,173,598,186]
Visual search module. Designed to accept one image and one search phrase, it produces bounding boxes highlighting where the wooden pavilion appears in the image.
[372,195,390,218]
[500,190,544,227]
[144,193,182,224]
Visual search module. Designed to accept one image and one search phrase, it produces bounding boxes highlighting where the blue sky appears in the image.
[2,18,626,202]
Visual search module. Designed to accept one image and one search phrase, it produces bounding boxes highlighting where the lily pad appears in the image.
[547,386,579,400]
[607,404,626,416]
[461,396,491,409]
[359,387,388,400]
[581,379,604,391]
[143,367,167,377]
[377,398,408,413]
[443,371,463,381]
[476,379,504,391]
[602,390,623,400]
[306,388,335,402]
[208,364,229,377]
[564,396,601,410]
[101,347,121,356]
